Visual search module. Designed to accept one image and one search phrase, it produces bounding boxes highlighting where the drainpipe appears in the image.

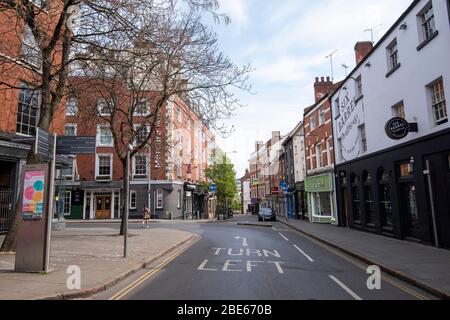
[424,160,440,248]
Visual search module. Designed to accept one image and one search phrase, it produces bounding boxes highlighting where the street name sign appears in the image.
[56,136,96,155]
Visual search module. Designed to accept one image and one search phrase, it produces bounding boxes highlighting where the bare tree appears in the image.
[69,7,251,234]
[0,0,237,252]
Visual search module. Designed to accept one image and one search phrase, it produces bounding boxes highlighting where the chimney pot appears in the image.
[321,77,325,82]
[315,77,319,82]
[326,76,330,82]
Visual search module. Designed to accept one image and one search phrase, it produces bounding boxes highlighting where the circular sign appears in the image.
[385,117,410,140]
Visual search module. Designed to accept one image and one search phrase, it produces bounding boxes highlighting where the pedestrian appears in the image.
[142,205,150,229]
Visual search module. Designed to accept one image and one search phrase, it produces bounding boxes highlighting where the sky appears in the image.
[208,0,413,177]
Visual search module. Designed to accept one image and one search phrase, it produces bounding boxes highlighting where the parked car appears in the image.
[258,208,276,222]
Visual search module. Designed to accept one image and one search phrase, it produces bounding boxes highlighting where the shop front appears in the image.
[335,129,450,248]
[305,172,338,225]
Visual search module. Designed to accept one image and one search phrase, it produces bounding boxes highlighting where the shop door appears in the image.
[399,182,421,239]
[342,188,350,227]
[95,195,112,219]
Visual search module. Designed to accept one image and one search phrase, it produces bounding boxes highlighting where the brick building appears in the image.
[304,77,341,225]
[0,1,66,233]
[61,76,216,220]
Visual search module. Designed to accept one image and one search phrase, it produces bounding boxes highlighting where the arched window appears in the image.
[351,174,361,225]
[378,168,393,229]
[363,171,375,227]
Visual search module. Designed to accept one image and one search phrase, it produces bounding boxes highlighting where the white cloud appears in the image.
[219,0,247,25]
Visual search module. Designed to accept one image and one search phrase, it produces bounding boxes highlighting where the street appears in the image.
[77,215,435,301]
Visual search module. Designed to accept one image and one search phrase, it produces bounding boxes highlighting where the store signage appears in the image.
[271,187,279,195]
[56,136,96,155]
[305,174,334,193]
[385,118,410,140]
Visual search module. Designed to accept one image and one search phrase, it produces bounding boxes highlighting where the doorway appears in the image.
[399,182,421,239]
[95,195,112,219]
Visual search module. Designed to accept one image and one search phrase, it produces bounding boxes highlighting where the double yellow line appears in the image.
[109,236,201,300]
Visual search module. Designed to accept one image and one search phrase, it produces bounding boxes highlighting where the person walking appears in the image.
[142,205,150,229]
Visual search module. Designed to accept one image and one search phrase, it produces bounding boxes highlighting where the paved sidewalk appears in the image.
[65,219,214,224]
[0,227,196,300]
[280,218,450,299]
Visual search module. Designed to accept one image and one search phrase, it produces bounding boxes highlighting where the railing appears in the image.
[0,190,13,234]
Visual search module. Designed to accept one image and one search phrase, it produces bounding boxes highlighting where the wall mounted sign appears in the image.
[335,86,365,162]
[385,117,410,140]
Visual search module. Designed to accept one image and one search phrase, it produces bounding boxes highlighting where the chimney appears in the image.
[314,77,334,102]
[354,41,373,65]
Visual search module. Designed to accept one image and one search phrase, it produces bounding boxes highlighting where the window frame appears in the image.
[63,191,72,216]
[64,123,77,136]
[428,78,448,126]
[16,84,40,136]
[66,97,78,116]
[133,155,148,178]
[97,98,112,117]
[96,125,114,147]
[130,191,137,210]
[96,154,113,180]
[355,75,363,100]
[359,124,368,153]
[392,101,406,119]
[156,189,164,209]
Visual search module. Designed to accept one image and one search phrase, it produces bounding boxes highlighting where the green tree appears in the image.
[205,150,237,208]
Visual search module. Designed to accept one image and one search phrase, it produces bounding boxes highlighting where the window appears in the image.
[134,101,149,116]
[363,171,375,227]
[65,124,77,136]
[355,76,363,99]
[63,191,71,216]
[177,190,182,209]
[337,138,344,162]
[310,114,316,130]
[326,139,331,167]
[66,97,78,116]
[130,191,137,210]
[387,39,400,72]
[16,84,40,136]
[399,161,414,178]
[60,158,74,178]
[134,155,147,177]
[316,143,323,169]
[177,108,182,123]
[429,79,447,125]
[21,25,41,68]
[97,98,112,116]
[359,125,367,152]
[309,147,313,170]
[378,168,393,229]
[134,125,149,146]
[97,155,112,179]
[156,189,163,209]
[97,125,113,147]
[392,101,406,119]
[420,3,436,41]
[351,175,361,225]
[318,106,325,126]
[335,98,340,118]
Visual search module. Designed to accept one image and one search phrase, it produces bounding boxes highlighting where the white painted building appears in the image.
[331,0,450,248]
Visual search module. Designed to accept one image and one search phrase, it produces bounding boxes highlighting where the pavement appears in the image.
[0,227,196,300]
[94,215,436,300]
[279,217,450,299]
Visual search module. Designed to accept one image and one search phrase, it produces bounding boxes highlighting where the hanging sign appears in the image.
[385,117,410,140]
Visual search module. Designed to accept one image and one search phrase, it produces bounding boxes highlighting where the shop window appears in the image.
[177,190,182,209]
[156,189,164,209]
[130,191,137,210]
[351,174,361,225]
[399,161,414,178]
[363,171,375,227]
[378,168,393,229]
[63,191,72,216]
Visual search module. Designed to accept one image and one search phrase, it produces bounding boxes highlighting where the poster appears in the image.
[22,170,46,221]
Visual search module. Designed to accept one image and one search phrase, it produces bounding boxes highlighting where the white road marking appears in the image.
[223,260,243,272]
[272,226,278,232]
[268,261,285,274]
[197,259,218,271]
[329,275,363,300]
[293,245,314,263]
[279,233,289,241]
[242,237,248,247]
[246,261,264,272]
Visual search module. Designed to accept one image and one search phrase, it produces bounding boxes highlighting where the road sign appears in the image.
[56,136,96,155]
[35,128,55,160]
[209,184,217,193]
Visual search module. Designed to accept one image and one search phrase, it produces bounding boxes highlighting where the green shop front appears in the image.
[305,172,338,225]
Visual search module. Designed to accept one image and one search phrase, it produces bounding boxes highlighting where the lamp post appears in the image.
[124,144,132,258]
